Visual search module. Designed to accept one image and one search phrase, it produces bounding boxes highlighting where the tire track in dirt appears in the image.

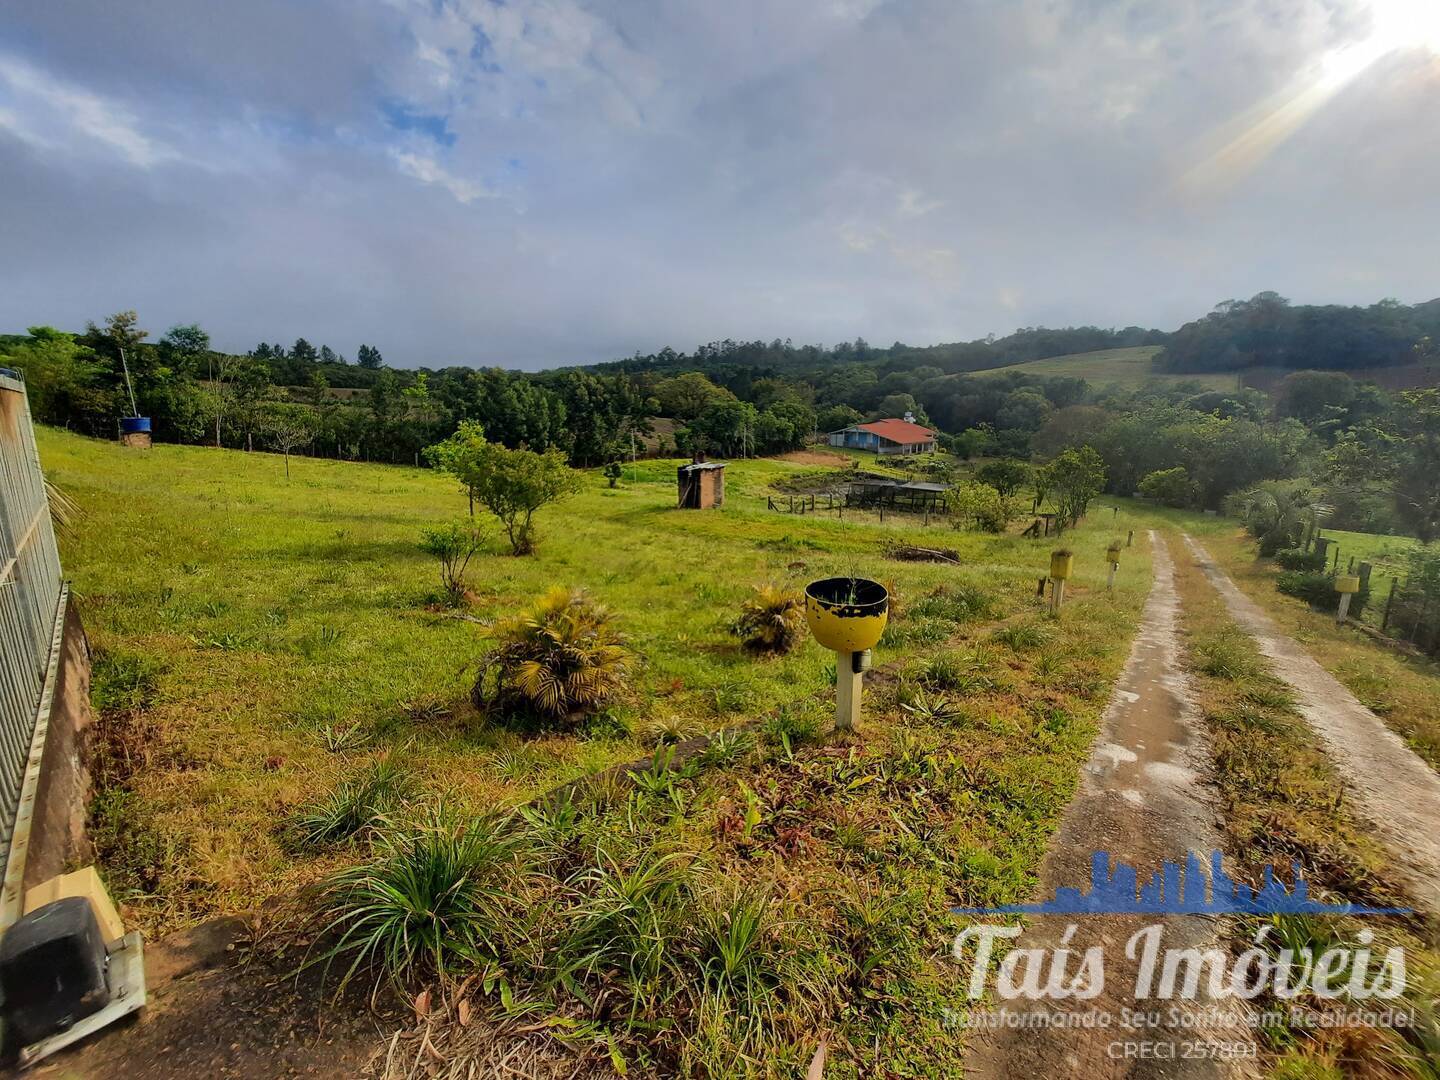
[1183,534,1440,915]
[967,532,1255,1079]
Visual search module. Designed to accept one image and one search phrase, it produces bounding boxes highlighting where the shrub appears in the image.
[1257,529,1292,557]
[425,422,583,555]
[1277,571,1370,617]
[475,587,629,726]
[1274,547,1326,572]
[290,757,413,848]
[731,585,806,655]
[309,810,529,993]
[949,482,1024,533]
[1138,466,1197,508]
[418,520,483,604]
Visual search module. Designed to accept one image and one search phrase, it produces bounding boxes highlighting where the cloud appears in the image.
[0,55,176,168]
[390,149,493,203]
[0,0,1436,367]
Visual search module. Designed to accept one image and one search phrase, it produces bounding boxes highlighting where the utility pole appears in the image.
[117,346,139,417]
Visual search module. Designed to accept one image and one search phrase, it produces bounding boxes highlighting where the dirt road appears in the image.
[968,533,1254,1079]
[1183,534,1440,915]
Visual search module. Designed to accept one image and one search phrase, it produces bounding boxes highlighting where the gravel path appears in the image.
[968,532,1254,1079]
[1184,534,1440,914]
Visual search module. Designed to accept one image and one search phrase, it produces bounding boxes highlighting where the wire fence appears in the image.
[0,373,65,851]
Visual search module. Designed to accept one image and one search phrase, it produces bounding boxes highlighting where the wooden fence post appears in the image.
[1382,576,1398,634]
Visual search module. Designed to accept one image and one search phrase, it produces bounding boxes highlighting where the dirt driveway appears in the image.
[1183,534,1440,915]
[967,533,1254,1079]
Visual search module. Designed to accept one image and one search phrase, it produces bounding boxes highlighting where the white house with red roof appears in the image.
[826,414,938,455]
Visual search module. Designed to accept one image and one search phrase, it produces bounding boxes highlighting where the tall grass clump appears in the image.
[309,810,532,994]
[475,587,629,727]
[731,585,806,655]
[1194,626,1260,681]
[289,757,413,848]
[991,621,1051,651]
[910,583,997,625]
[551,847,691,1014]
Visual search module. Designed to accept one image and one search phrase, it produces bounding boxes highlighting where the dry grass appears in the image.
[1196,524,1440,773]
[1169,534,1440,1079]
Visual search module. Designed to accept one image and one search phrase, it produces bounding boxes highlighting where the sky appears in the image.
[1,0,1437,370]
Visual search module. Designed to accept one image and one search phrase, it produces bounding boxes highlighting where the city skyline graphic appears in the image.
[952,850,1411,917]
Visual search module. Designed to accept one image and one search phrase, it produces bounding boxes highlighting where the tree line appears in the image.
[4,299,1437,543]
[1158,292,1440,374]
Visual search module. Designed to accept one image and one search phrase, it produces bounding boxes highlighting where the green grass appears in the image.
[42,426,1163,1074]
[969,346,1240,391]
[1311,526,1418,581]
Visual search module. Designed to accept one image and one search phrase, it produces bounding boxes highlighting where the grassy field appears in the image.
[1312,525,1418,580]
[41,428,1162,1074]
[970,346,1240,391]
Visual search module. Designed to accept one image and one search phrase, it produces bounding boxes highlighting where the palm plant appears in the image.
[1230,482,1327,555]
[475,587,629,726]
[731,585,806,655]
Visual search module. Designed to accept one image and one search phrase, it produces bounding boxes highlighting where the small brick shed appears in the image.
[677,459,725,509]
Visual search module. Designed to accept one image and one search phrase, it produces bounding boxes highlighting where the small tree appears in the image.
[1394,389,1440,544]
[1049,446,1107,530]
[419,521,484,604]
[604,461,623,488]
[976,458,1030,497]
[426,423,582,555]
[1031,461,1056,511]
[260,404,316,478]
[425,421,488,515]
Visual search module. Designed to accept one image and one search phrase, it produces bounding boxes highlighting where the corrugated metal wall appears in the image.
[0,374,64,850]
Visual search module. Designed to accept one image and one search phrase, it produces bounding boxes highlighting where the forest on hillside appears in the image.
[3,294,1438,545]
[1159,293,1440,374]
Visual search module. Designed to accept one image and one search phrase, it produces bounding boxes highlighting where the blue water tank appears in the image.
[120,417,152,434]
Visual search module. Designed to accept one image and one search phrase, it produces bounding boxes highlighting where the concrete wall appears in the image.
[21,596,94,893]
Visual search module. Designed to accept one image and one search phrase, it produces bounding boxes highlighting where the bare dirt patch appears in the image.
[31,917,393,1079]
[773,448,851,467]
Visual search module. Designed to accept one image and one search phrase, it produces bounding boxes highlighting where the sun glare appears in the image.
[1367,0,1440,53]
[1177,0,1438,198]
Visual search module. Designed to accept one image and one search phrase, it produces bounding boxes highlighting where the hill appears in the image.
[968,346,1239,390]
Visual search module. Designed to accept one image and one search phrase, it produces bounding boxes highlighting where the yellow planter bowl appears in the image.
[1106,544,1122,562]
[1335,575,1361,595]
[804,578,889,653]
[1049,552,1075,581]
